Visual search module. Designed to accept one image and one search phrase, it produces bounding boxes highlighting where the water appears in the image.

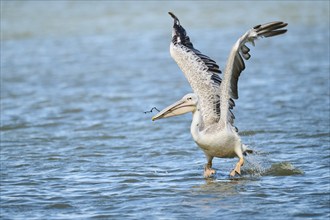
[1,1,329,219]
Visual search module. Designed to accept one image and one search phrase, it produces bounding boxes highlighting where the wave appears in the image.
[242,156,304,177]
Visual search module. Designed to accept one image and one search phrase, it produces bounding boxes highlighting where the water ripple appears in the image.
[1,2,329,219]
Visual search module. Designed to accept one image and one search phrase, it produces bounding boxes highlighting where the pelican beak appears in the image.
[152,98,195,121]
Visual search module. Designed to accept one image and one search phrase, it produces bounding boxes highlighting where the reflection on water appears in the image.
[199,178,243,195]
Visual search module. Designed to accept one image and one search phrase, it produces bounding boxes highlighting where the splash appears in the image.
[264,162,304,176]
[241,152,268,177]
[241,153,304,177]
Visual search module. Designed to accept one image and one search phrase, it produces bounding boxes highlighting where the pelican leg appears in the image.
[204,156,216,178]
[230,157,244,177]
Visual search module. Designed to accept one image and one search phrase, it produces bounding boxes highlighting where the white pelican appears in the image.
[152,12,287,178]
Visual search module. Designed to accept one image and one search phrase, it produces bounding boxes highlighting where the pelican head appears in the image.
[152,93,198,121]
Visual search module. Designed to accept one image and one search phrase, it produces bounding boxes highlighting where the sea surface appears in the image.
[1,1,329,219]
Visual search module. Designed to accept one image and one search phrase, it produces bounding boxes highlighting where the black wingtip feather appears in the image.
[255,22,288,38]
[169,13,223,86]
[263,29,288,38]
[168,12,179,24]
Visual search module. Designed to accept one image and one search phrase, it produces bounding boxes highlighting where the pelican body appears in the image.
[152,12,287,177]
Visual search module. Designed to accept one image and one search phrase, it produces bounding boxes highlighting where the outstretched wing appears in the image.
[219,21,288,126]
[168,12,223,127]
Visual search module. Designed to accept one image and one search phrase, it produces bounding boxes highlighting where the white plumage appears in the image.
[153,12,288,177]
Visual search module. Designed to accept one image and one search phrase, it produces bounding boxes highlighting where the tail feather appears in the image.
[242,144,253,156]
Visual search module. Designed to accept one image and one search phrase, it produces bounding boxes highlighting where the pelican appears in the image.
[152,12,287,178]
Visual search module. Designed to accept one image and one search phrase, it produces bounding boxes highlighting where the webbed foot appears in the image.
[204,164,216,178]
[230,157,244,177]
[204,167,216,178]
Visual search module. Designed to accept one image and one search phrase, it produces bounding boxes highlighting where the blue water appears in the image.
[1,1,329,219]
